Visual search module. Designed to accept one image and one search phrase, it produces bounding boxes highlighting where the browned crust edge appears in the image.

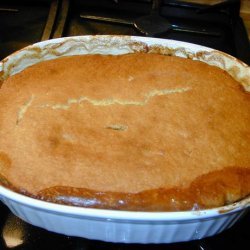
[0,167,249,211]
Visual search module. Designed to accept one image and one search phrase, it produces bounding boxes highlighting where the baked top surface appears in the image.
[0,53,249,210]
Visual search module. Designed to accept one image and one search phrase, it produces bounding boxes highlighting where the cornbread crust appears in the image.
[0,53,249,211]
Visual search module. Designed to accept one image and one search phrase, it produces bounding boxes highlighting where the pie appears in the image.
[0,53,249,211]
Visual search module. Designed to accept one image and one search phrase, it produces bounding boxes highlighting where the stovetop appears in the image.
[0,0,250,249]
[1,0,250,63]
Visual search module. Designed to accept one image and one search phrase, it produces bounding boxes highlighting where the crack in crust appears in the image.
[38,87,191,110]
[15,87,191,126]
[105,124,128,131]
[16,95,34,125]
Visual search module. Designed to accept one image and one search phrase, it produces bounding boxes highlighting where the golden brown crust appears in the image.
[1,167,249,211]
[36,167,250,211]
[0,53,249,211]
[37,167,250,211]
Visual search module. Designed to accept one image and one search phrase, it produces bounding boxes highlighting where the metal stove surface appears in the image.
[0,0,250,249]
[1,0,250,63]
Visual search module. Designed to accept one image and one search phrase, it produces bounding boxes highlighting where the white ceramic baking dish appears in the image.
[0,35,249,244]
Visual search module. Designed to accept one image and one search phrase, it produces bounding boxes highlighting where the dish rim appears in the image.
[0,185,249,221]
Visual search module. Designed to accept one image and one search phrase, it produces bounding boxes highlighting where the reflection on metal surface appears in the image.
[41,0,60,41]
[2,215,25,248]
[0,8,18,12]
[53,0,70,38]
